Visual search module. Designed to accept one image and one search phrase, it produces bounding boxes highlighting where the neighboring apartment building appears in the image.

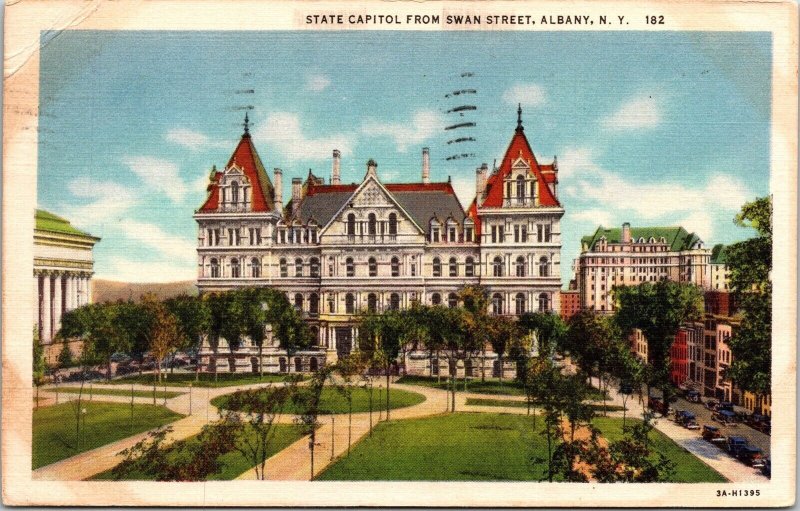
[559,287,581,322]
[194,109,564,373]
[576,223,711,313]
[34,209,100,363]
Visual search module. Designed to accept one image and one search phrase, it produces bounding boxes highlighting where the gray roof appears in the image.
[291,182,467,234]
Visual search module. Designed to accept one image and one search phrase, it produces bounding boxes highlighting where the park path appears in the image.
[32,380,285,481]
[235,381,450,480]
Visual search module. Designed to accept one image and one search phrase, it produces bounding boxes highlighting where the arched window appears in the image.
[449,257,458,277]
[515,293,526,315]
[345,293,355,314]
[388,213,398,235]
[389,293,400,310]
[230,258,241,278]
[309,257,320,278]
[493,256,504,277]
[539,256,549,277]
[294,293,304,311]
[346,257,355,277]
[368,257,378,277]
[538,293,550,312]
[279,258,287,278]
[250,257,260,278]
[309,357,319,372]
[368,213,377,235]
[432,257,442,277]
[295,357,303,372]
[210,258,220,278]
[391,256,400,277]
[231,181,239,203]
[295,258,303,277]
[448,293,458,308]
[309,293,319,315]
[347,213,356,236]
[516,175,525,199]
[516,256,526,277]
[492,293,504,315]
[465,257,475,277]
[431,293,441,305]
[367,293,377,313]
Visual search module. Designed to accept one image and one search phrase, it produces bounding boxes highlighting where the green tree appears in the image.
[726,196,772,411]
[486,316,518,384]
[519,312,567,360]
[293,365,332,480]
[60,303,126,382]
[614,281,704,407]
[143,296,181,383]
[357,309,405,419]
[115,300,154,375]
[165,294,211,375]
[458,285,491,382]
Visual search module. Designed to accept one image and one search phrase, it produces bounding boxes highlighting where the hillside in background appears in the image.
[92,280,197,303]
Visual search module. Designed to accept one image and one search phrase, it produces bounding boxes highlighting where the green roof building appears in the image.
[576,222,711,313]
[710,244,731,291]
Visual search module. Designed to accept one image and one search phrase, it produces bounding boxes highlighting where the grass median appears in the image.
[397,375,607,400]
[109,372,306,388]
[465,397,626,413]
[52,387,184,399]
[33,402,184,469]
[212,386,425,414]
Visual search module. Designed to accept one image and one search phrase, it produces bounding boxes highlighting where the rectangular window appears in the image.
[491,226,497,244]
[514,225,520,243]
[411,263,416,277]
[545,224,551,242]
[537,224,543,242]
[498,225,504,242]
[465,227,473,243]
[448,227,456,242]
[521,225,527,242]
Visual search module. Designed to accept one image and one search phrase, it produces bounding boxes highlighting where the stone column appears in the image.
[52,274,63,336]
[86,276,93,304]
[41,275,52,343]
[67,275,75,310]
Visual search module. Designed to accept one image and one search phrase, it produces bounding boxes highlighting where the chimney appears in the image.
[332,149,341,185]
[291,177,302,215]
[476,163,488,204]
[273,168,283,213]
[622,222,631,243]
[422,147,430,184]
[366,159,377,178]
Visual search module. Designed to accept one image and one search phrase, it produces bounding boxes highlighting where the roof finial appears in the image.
[516,103,524,133]
[243,111,251,137]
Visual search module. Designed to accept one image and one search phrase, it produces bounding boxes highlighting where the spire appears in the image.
[243,111,251,138]
[516,103,524,133]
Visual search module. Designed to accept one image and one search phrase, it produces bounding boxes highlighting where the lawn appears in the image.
[52,387,184,399]
[317,413,550,481]
[90,423,305,481]
[33,402,184,469]
[397,375,607,400]
[212,386,425,414]
[317,413,727,482]
[109,372,305,388]
[591,417,727,483]
[465,397,626,413]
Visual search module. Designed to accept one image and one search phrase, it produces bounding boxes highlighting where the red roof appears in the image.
[199,134,274,213]
[481,128,560,208]
[304,181,457,197]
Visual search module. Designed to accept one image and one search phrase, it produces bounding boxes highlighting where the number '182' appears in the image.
[646,15,665,24]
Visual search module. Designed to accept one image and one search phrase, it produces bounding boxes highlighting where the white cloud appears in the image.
[123,156,186,203]
[255,112,355,162]
[601,95,661,131]
[306,73,331,92]
[502,83,546,107]
[65,177,138,225]
[165,128,227,151]
[99,256,196,283]
[117,220,196,266]
[562,147,750,240]
[361,110,445,153]
[571,209,613,227]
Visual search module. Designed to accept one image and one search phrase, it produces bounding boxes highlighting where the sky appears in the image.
[37,31,771,284]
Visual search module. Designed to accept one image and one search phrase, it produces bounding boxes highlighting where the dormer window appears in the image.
[516,175,525,199]
[388,213,398,236]
[429,219,441,243]
[231,181,240,203]
[464,219,474,243]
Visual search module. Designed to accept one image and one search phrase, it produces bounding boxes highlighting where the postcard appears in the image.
[2,0,797,507]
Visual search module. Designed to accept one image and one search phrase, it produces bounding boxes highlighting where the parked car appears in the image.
[110,352,131,363]
[673,409,687,421]
[726,435,748,456]
[679,411,699,429]
[736,446,765,468]
[713,409,738,426]
[705,399,719,410]
[761,458,771,477]
[685,390,701,402]
[717,401,735,412]
[702,424,725,443]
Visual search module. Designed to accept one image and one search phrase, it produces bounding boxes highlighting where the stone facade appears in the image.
[194,110,564,373]
[33,210,100,364]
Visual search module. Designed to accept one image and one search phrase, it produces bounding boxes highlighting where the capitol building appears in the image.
[194,109,564,374]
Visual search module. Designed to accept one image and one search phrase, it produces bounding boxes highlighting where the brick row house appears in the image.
[194,109,564,375]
